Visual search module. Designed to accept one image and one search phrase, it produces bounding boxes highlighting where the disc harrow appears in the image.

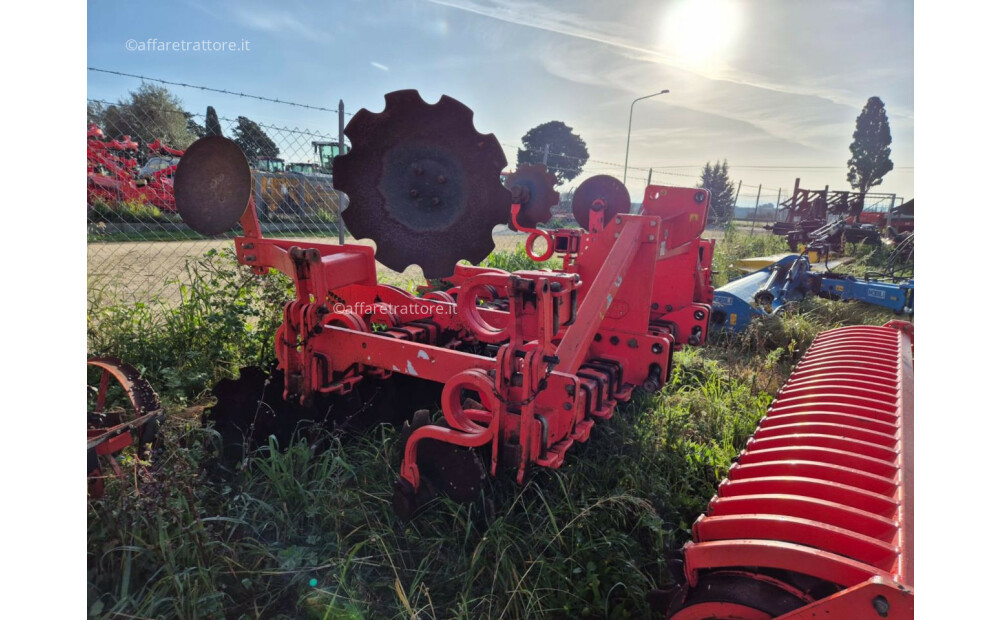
[651,321,914,619]
[172,89,717,519]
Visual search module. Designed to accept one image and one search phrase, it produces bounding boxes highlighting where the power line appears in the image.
[88,67,351,115]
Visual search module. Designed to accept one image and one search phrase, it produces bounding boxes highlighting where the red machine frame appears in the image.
[222,181,715,512]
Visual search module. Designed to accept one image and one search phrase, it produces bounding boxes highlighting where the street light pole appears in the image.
[623,89,669,184]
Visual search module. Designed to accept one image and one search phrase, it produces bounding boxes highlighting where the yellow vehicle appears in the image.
[252,141,349,220]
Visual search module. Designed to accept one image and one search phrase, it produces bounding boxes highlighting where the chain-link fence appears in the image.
[83,103,786,309]
[87,97,533,305]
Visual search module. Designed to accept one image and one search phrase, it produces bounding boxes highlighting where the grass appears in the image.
[87,222,345,244]
[87,349,776,619]
[86,231,908,619]
[707,226,789,287]
[90,198,173,224]
[87,248,293,403]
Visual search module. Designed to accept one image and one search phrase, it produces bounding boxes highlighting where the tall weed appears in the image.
[87,248,292,402]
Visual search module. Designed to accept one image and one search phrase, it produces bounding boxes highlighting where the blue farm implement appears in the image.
[712,254,913,333]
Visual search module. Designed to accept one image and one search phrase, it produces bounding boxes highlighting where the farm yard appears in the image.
[79,2,923,617]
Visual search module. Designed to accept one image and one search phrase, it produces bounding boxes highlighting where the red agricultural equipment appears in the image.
[87,124,183,212]
[172,90,715,518]
[767,179,910,252]
[650,321,914,618]
[87,357,164,497]
[166,90,914,616]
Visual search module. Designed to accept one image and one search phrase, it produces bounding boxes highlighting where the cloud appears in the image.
[221,3,328,43]
[370,61,390,71]
[536,42,840,156]
[427,0,886,110]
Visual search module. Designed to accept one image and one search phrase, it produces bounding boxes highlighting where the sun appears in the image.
[661,0,743,71]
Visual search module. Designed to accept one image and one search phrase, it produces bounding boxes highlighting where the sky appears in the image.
[87,0,914,204]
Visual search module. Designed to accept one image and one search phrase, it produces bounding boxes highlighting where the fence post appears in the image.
[647,168,653,187]
[338,99,346,245]
[728,180,742,229]
[750,184,762,235]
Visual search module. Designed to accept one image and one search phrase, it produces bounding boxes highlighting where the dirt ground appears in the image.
[87,222,772,307]
[87,232,528,305]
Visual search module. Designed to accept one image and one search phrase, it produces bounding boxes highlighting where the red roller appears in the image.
[653,322,914,619]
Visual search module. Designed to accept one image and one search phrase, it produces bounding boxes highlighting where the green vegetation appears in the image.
[707,226,789,286]
[86,217,344,243]
[87,233,904,619]
[697,160,737,223]
[847,96,894,194]
[88,249,292,403]
[482,243,562,272]
[89,197,177,224]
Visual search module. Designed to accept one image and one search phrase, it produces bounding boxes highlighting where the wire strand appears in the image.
[88,67,351,115]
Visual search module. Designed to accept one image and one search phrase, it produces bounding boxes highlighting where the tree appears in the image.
[233,116,280,163]
[98,84,198,151]
[87,101,104,128]
[205,106,223,137]
[185,112,205,139]
[698,160,736,223]
[847,96,893,193]
[516,121,589,185]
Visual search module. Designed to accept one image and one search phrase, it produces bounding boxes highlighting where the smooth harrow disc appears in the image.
[174,136,252,236]
[333,90,511,278]
[572,174,631,229]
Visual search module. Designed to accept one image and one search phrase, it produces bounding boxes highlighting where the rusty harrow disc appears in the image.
[206,365,445,467]
[572,174,631,229]
[174,136,252,236]
[333,89,511,278]
[505,164,559,229]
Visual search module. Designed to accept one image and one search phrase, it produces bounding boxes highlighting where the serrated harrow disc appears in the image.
[505,164,559,229]
[333,90,511,278]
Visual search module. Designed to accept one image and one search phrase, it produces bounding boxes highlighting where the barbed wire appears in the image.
[504,144,785,191]
[88,67,352,115]
[88,98,338,141]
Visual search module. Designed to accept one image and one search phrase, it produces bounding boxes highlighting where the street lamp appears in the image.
[623,89,670,184]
